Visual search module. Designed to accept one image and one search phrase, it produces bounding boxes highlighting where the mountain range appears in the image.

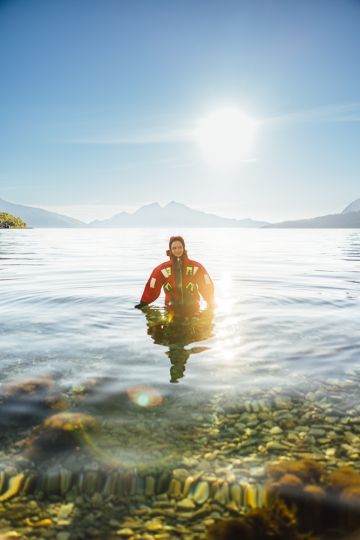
[89,201,268,228]
[0,198,267,228]
[266,198,360,228]
[1,196,360,228]
[0,197,84,228]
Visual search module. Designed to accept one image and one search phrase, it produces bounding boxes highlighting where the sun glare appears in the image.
[194,107,257,166]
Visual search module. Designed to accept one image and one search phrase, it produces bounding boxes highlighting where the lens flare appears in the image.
[127,385,163,408]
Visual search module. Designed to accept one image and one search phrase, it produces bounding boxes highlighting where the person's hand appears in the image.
[134,301,148,310]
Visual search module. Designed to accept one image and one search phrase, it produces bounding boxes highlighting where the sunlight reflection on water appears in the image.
[0,228,359,392]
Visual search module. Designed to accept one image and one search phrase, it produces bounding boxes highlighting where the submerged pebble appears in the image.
[177,498,196,510]
[192,481,210,504]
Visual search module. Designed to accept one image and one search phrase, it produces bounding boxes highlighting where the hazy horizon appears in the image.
[1,195,355,224]
[38,198,356,224]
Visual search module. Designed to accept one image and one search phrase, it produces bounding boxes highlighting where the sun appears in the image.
[194,107,257,166]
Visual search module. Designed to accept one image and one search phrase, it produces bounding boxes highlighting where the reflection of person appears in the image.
[135,236,214,310]
[144,305,214,383]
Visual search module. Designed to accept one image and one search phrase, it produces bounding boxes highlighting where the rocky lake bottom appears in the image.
[1,371,360,539]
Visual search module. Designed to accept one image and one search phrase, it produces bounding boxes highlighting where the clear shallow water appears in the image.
[1,228,360,532]
[1,228,359,392]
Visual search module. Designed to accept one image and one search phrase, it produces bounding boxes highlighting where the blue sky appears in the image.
[0,0,359,222]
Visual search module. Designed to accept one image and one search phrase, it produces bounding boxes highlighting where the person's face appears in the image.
[171,240,184,258]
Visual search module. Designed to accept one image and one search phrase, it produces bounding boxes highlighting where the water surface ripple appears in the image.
[1,228,359,392]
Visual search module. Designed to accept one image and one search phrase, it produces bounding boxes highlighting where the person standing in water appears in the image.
[135,236,214,311]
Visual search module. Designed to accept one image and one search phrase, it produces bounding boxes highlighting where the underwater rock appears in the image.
[269,426,283,435]
[168,478,182,498]
[277,474,304,488]
[256,484,269,508]
[0,375,64,428]
[0,472,24,502]
[145,475,156,497]
[172,468,189,481]
[229,483,242,507]
[266,459,323,484]
[144,519,163,532]
[273,397,292,410]
[156,471,171,494]
[265,441,286,452]
[244,484,258,509]
[214,482,230,506]
[56,533,71,540]
[57,503,74,520]
[121,471,136,496]
[22,412,97,459]
[0,532,22,540]
[182,476,195,497]
[44,466,61,495]
[42,411,97,432]
[264,459,360,535]
[206,501,313,540]
[82,470,100,496]
[2,376,54,398]
[303,485,325,498]
[340,486,360,531]
[21,472,36,495]
[209,478,221,498]
[116,529,134,538]
[249,466,265,479]
[102,473,118,497]
[192,481,210,504]
[59,468,73,495]
[177,498,196,510]
[341,485,360,504]
[0,469,6,493]
[327,467,360,493]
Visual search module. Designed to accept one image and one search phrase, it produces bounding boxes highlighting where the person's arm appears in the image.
[135,265,164,308]
[196,264,215,306]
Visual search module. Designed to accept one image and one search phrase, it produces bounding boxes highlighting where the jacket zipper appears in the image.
[177,257,184,304]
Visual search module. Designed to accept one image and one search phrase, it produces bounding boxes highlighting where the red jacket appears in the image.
[140,254,214,308]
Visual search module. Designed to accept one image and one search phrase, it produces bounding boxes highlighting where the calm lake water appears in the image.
[1,228,360,537]
[1,228,359,392]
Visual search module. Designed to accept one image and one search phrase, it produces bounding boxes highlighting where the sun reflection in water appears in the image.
[213,272,242,363]
[216,272,237,314]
